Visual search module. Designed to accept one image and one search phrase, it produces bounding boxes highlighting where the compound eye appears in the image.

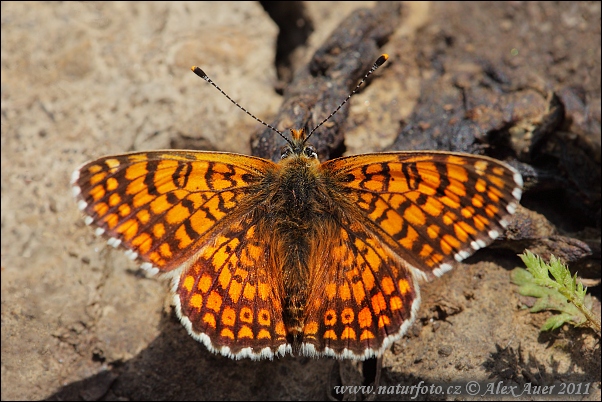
[280,146,292,160]
[304,146,318,159]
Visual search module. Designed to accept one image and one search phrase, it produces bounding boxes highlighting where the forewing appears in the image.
[322,152,523,278]
[72,151,275,274]
[174,214,289,360]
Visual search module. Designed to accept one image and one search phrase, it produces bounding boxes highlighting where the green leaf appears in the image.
[542,313,575,331]
[512,251,600,335]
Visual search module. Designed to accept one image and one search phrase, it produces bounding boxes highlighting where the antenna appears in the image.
[191,66,293,147]
[304,54,388,143]
[191,53,388,146]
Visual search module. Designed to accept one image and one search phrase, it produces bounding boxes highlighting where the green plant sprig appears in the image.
[511,250,600,335]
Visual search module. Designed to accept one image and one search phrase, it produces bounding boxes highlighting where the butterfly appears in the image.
[72,54,523,360]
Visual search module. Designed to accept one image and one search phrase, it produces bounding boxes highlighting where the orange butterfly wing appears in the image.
[322,151,523,278]
[73,151,291,359]
[174,214,290,359]
[297,152,522,359]
[300,219,420,359]
[72,151,274,274]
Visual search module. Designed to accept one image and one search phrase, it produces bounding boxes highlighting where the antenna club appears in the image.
[191,66,208,80]
[376,54,389,66]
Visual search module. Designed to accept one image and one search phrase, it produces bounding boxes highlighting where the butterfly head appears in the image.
[280,128,318,161]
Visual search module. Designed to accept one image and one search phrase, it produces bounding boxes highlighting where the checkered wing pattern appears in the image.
[322,152,523,279]
[301,219,419,359]
[72,151,275,275]
[174,214,289,359]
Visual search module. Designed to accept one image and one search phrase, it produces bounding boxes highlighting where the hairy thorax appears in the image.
[254,154,346,336]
